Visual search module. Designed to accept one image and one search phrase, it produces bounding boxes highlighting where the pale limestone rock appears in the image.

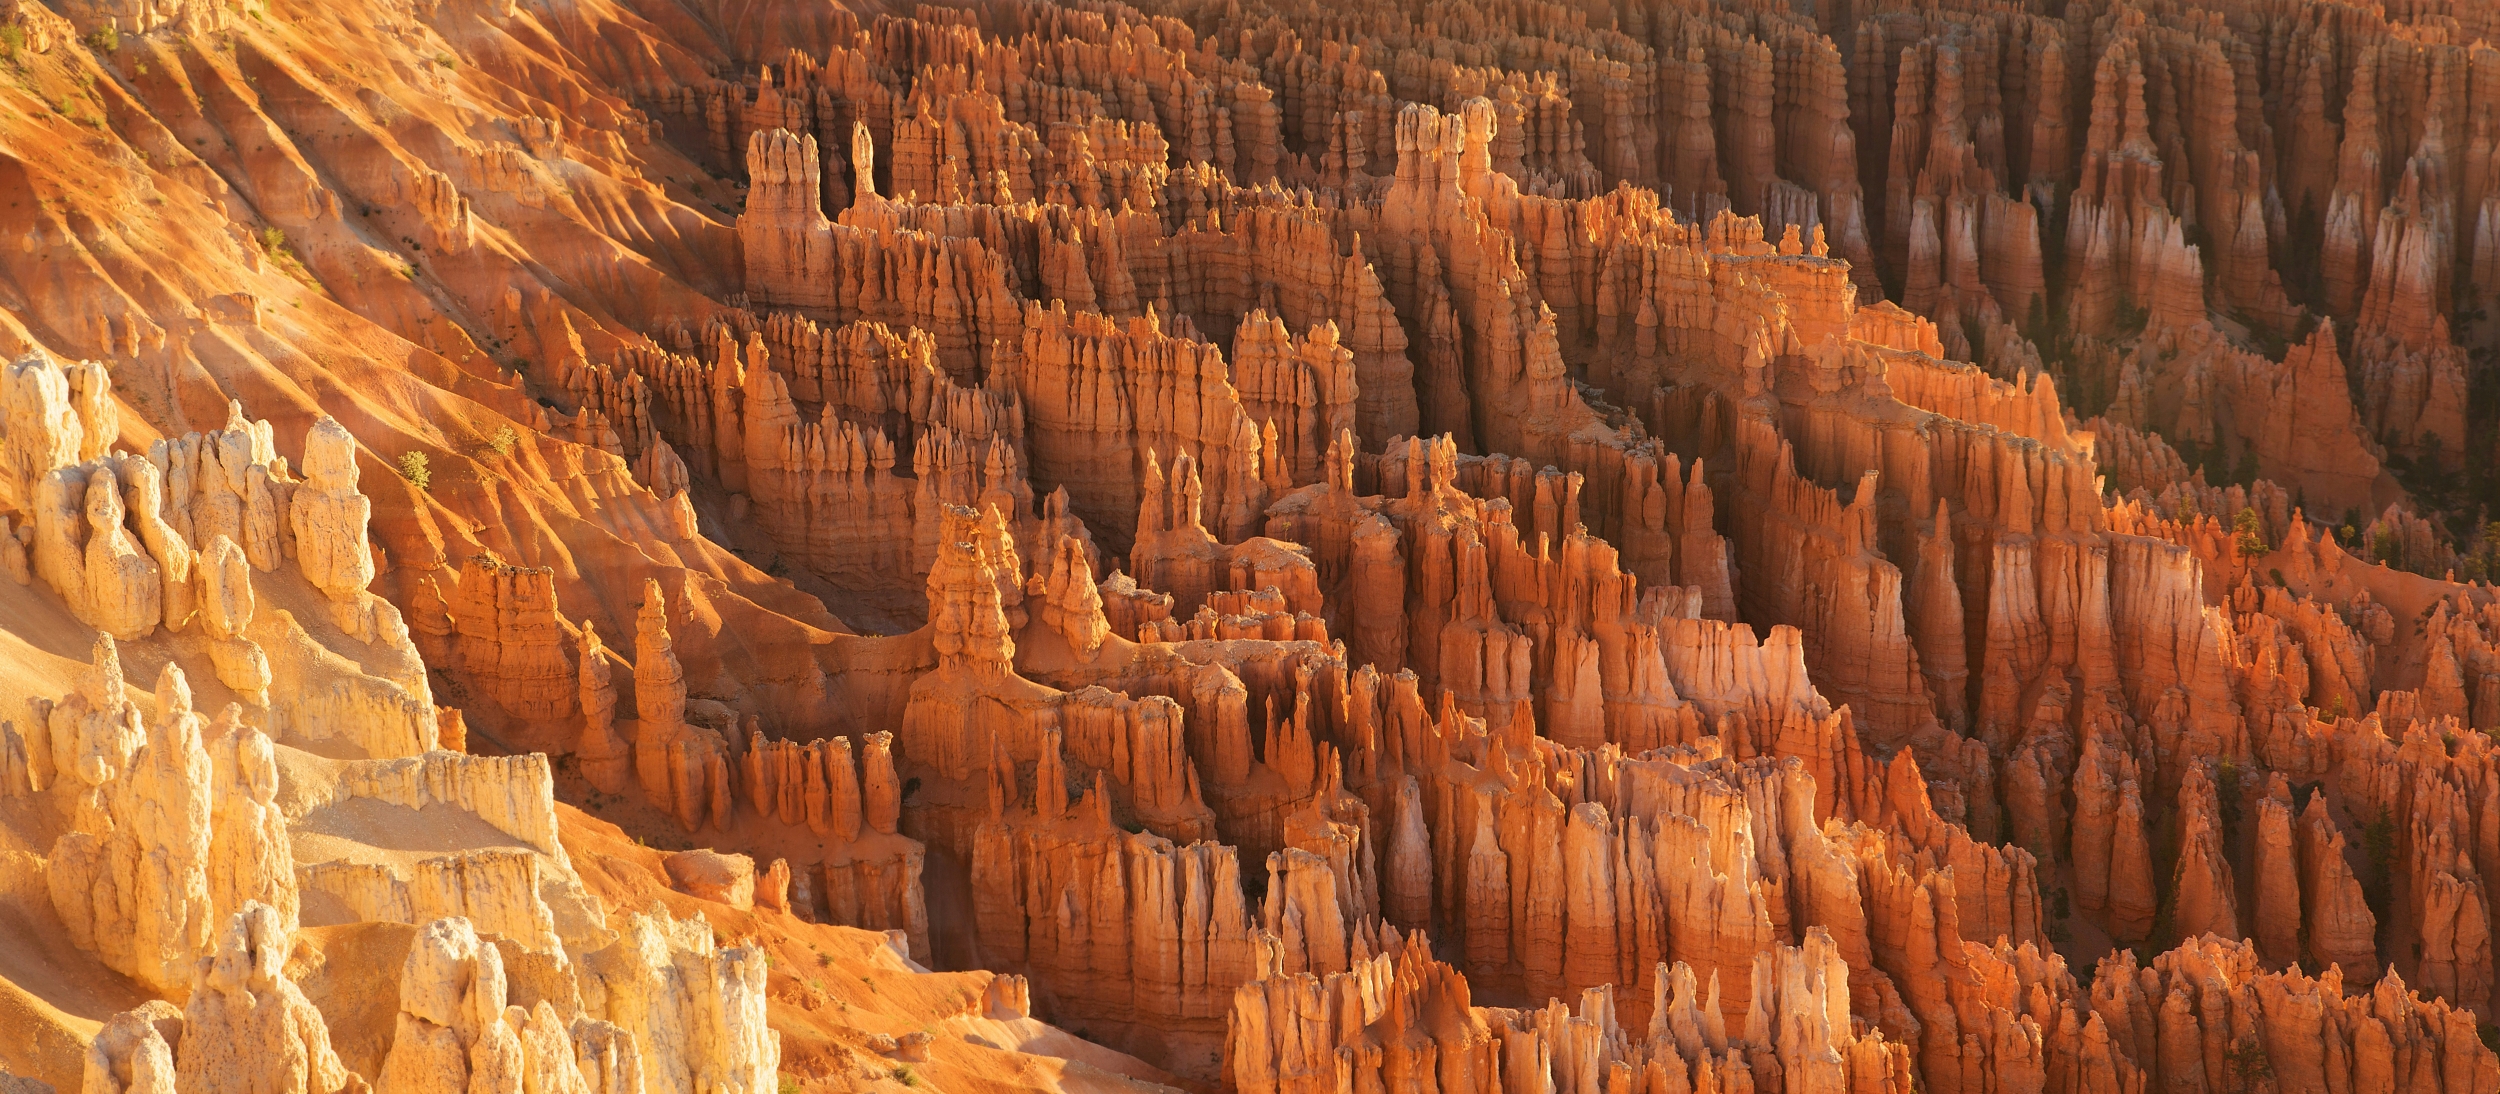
[0,717,34,797]
[197,536,272,705]
[411,851,563,957]
[298,860,418,927]
[189,430,245,571]
[32,464,86,614]
[254,605,437,758]
[174,903,356,1094]
[81,466,163,640]
[290,417,378,639]
[117,455,193,634]
[63,360,115,463]
[181,403,287,575]
[330,752,568,863]
[82,1000,182,1094]
[1745,927,1891,1094]
[196,535,252,639]
[48,663,213,1000]
[3,516,29,585]
[205,708,297,932]
[378,917,595,1094]
[43,633,141,819]
[569,1020,644,1094]
[2,351,85,510]
[145,434,197,549]
[297,850,571,960]
[578,903,779,1092]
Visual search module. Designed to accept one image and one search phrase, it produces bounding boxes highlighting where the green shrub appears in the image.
[397,450,432,491]
[258,227,295,264]
[489,425,518,456]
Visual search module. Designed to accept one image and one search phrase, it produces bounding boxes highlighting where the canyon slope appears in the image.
[4,0,2500,1090]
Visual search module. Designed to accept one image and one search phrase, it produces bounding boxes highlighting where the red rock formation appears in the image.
[2254,776,2303,966]
[576,620,629,794]
[2170,761,2241,944]
[630,579,732,832]
[736,730,931,955]
[998,303,1268,549]
[446,554,577,747]
[971,742,1253,1056]
[2298,795,2383,982]
[18,0,2500,1089]
[2089,935,2493,1094]
[2071,716,2156,943]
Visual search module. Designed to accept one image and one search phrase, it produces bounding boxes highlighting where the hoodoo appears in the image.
[1,0,2499,1090]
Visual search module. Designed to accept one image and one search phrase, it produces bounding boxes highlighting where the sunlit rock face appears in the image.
[5,0,2500,1091]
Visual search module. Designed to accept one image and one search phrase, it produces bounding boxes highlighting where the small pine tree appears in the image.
[2231,447,2259,488]
[2232,507,2268,557]
[2224,1037,2274,1093]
